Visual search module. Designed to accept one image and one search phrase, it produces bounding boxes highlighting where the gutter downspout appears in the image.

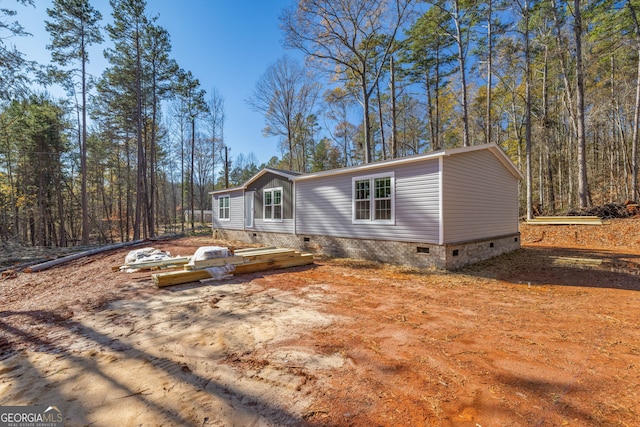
[293,180,297,235]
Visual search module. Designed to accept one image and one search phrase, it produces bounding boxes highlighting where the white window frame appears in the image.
[263,187,283,222]
[352,172,395,224]
[217,195,230,221]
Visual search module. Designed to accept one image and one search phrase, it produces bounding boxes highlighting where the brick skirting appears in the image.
[214,228,520,270]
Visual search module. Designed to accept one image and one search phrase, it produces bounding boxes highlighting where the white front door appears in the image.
[245,191,254,228]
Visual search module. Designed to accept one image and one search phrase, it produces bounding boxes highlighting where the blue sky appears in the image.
[13,0,296,164]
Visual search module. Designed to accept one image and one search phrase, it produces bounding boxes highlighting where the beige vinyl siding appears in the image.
[212,190,244,230]
[295,160,441,242]
[441,150,519,243]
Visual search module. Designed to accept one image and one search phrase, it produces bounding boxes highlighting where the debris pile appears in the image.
[567,200,639,219]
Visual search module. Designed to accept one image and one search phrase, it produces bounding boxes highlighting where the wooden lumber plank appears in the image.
[242,253,298,264]
[186,255,246,270]
[235,248,296,257]
[153,252,314,287]
[527,220,603,225]
[233,253,314,275]
[234,246,277,254]
[241,249,298,262]
[526,216,603,225]
[551,256,603,266]
[153,269,211,287]
[527,217,602,222]
[534,215,600,221]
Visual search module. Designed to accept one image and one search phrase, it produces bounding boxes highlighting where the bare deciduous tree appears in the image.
[246,55,320,171]
[280,0,413,163]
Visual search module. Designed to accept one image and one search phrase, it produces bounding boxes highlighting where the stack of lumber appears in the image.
[112,256,191,272]
[526,216,604,225]
[152,247,313,288]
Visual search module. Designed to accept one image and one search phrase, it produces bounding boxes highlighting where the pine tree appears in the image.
[46,0,103,245]
[174,69,208,230]
[0,0,35,100]
[105,0,148,240]
[143,21,178,237]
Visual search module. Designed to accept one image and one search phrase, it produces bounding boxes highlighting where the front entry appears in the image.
[245,191,255,228]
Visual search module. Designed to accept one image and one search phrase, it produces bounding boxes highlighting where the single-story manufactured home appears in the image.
[210,143,523,269]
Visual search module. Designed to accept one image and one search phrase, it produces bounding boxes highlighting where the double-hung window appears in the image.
[263,188,282,221]
[352,173,394,223]
[218,195,230,221]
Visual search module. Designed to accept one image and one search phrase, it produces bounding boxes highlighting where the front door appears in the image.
[245,191,254,228]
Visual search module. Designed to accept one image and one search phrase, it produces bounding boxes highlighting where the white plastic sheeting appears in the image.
[203,264,236,281]
[125,247,171,265]
[187,246,233,269]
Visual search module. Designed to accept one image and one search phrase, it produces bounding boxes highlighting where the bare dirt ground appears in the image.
[1,219,639,426]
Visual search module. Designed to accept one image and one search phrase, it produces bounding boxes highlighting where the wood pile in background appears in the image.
[566,200,639,219]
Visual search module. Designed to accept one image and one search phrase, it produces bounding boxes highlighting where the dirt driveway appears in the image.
[1,220,639,426]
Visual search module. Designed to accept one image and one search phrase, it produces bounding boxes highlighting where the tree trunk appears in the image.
[190,117,196,230]
[376,82,386,160]
[574,0,591,208]
[180,133,185,233]
[390,56,398,158]
[81,35,89,245]
[627,0,640,199]
[632,50,640,199]
[544,49,556,213]
[434,44,442,151]
[287,115,294,170]
[425,70,437,151]
[133,21,144,241]
[56,165,67,247]
[453,0,470,147]
[362,73,373,163]
[149,69,158,238]
[485,0,493,145]
[524,1,533,220]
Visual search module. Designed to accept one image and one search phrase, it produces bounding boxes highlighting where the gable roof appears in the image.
[293,143,523,181]
[244,167,303,187]
[210,144,522,195]
[209,168,303,195]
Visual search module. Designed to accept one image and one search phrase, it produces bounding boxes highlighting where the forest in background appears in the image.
[1,0,639,247]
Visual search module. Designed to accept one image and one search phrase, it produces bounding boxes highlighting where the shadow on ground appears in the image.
[460,246,640,291]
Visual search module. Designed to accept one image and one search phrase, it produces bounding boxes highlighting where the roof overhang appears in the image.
[208,167,304,195]
[293,143,523,182]
[244,168,302,188]
[209,186,243,195]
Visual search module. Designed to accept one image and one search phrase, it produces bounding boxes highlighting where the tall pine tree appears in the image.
[105,0,148,240]
[46,0,103,244]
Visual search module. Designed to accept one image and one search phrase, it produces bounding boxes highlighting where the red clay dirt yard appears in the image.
[0,219,639,426]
